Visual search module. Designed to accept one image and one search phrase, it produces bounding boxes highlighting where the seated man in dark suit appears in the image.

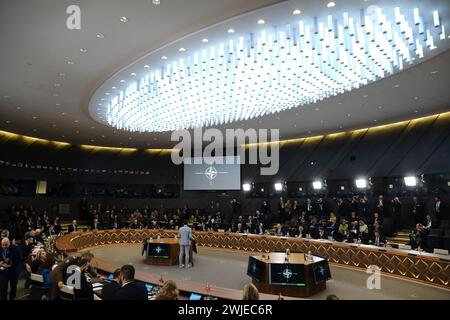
[68,220,78,233]
[369,230,386,247]
[114,265,147,300]
[90,218,101,231]
[101,268,121,300]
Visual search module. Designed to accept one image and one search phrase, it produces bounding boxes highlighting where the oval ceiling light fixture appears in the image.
[96,33,105,39]
[327,2,336,8]
[202,38,209,43]
[90,2,449,133]
[293,9,301,15]
[152,0,161,5]
[120,16,128,23]
[257,19,265,25]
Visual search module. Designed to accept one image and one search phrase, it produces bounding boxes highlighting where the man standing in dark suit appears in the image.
[101,269,121,300]
[68,220,78,233]
[0,238,22,300]
[114,265,147,300]
[411,196,424,226]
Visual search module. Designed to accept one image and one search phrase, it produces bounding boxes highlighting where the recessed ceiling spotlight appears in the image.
[90,139,95,142]
[62,112,67,115]
[347,114,351,117]
[76,131,79,134]
[228,28,235,33]
[144,64,150,68]
[91,126,95,129]
[293,9,301,15]
[55,103,61,106]
[105,92,111,95]
[33,129,37,132]
[67,60,74,65]
[338,102,342,105]
[52,93,59,97]
[80,48,87,53]
[74,120,78,123]
[98,103,102,106]
[258,20,265,25]
[161,56,167,60]
[16,106,21,110]
[414,96,419,100]
[5,120,11,124]
[52,124,56,127]
[414,110,419,113]
[363,94,369,98]
[430,70,439,75]
[119,80,125,83]
[54,83,61,87]
[327,2,336,8]
[3,95,9,99]
[152,0,161,5]
[32,116,37,120]
[120,16,128,23]
[378,106,383,109]
[131,72,137,76]
[96,33,105,39]
[100,98,105,101]
[179,47,186,52]
[315,107,320,111]
[202,38,209,43]
[61,135,65,138]
[112,86,117,90]
[373,119,377,122]
[394,84,400,88]
[59,73,65,77]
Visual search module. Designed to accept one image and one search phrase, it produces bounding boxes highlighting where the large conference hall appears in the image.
[0,0,449,306]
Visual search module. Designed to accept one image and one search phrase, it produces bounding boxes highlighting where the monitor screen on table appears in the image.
[146,243,170,259]
[269,263,306,286]
[312,260,331,284]
[247,256,265,282]
[189,293,202,300]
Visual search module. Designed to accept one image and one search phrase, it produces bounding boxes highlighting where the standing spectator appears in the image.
[0,238,21,300]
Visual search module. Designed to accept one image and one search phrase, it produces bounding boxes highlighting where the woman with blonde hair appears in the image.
[242,283,259,300]
[154,280,179,300]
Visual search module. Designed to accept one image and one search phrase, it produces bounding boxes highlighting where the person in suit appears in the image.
[316,227,328,240]
[423,214,433,230]
[90,218,101,231]
[411,196,425,226]
[0,238,22,300]
[410,223,425,250]
[275,223,284,236]
[369,230,386,247]
[254,222,265,235]
[68,220,78,233]
[376,195,385,216]
[391,197,402,234]
[53,217,62,235]
[303,198,313,217]
[128,219,143,230]
[178,221,194,268]
[114,265,147,300]
[101,268,121,300]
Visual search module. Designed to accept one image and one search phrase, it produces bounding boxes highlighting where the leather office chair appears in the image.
[29,273,47,300]
[59,284,75,300]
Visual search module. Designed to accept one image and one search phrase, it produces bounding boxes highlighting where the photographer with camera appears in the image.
[0,238,21,300]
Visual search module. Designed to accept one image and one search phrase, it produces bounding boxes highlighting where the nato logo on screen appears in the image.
[183,156,241,190]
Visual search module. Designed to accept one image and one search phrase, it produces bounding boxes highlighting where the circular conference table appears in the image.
[55,229,450,293]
